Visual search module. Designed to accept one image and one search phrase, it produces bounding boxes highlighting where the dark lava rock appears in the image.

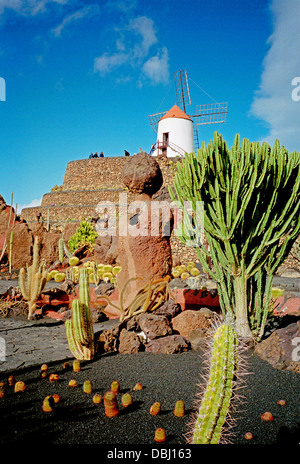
[254,320,300,372]
[145,334,190,354]
[121,152,163,196]
[139,313,173,340]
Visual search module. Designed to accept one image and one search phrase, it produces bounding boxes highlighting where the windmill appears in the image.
[149,69,228,157]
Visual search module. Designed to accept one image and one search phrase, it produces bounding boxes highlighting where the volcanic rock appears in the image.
[254,320,300,372]
[145,335,190,354]
[152,299,182,319]
[139,313,173,340]
[118,328,143,354]
[171,308,217,340]
[121,152,163,196]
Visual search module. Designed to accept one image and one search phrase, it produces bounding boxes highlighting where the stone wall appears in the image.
[21,155,179,224]
[20,154,201,264]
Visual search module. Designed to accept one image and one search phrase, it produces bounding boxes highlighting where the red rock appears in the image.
[139,313,173,340]
[171,309,213,340]
[145,334,190,354]
[118,328,142,354]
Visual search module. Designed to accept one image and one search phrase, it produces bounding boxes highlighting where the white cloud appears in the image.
[51,4,100,37]
[142,46,169,85]
[94,51,128,75]
[19,198,42,214]
[94,14,170,86]
[128,16,157,58]
[0,0,68,17]
[249,0,300,152]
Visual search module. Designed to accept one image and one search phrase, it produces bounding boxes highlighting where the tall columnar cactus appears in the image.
[192,323,238,444]
[9,230,13,274]
[18,236,48,320]
[58,238,64,263]
[65,267,95,360]
[169,132,300,340]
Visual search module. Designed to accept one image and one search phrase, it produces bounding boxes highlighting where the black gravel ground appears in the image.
[0,347,299,453]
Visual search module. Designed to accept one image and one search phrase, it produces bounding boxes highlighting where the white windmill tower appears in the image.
[149,69,228,157]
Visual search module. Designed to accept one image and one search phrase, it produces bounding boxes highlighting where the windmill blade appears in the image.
[174,69,191,113]
[192,102,228,125]
[148,111,167,133]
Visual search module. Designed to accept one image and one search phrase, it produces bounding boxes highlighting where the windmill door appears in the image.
[162,132,169,156]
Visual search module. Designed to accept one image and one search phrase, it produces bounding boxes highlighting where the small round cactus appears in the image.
[277,399,287,406]
[92,394,102,404]
[154,428,166,443]
[0,382,6,398]
[52,394,61,404]
[7,375,15,386]
[110,381,120,394]
[83,380,93,394]
[121,393,133,408]
[104,391,119,418]
[174,400,185,417]
[133,382,143,391]
[150,402,161,416]
[69,379,78,388]
[261,412,274,422]
[181,272,190,280]
[73,360,81,372]
[14,381,26,393]
[42,395,55,412]
[69,256,80,267]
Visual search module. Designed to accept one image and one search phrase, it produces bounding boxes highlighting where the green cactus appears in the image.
[18,236,48,320]
[192,323,238,444]
[58,238,64,263]
[9,230,13,274]
[65,267,95,360]
[169,132,300,340]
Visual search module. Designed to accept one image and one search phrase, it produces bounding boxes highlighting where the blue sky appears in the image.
[0,0,299,212]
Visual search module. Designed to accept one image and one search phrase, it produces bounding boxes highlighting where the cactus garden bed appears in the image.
[0,346,299,446]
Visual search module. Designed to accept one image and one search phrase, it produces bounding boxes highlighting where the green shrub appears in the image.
[68,220,98,253]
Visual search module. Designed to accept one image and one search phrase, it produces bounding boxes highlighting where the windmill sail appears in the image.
[192,102,228,125]
[174,69,191,112]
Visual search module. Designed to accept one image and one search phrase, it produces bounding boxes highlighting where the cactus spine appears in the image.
[169,132,300,340]
[65,267,95,360]
[192,323,238,444]
[18,236,48,320]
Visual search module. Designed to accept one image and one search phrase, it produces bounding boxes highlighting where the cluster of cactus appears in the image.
[169,132,300,340]
[191,322,238,444]
[68,220,98,253]
[81,261,121,285]
[18,236,48,320]
[171,261,200,280]
[65,267,95,360]
[97,276,174,322]
[46,257,122,286]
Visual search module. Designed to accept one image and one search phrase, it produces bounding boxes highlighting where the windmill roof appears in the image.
[160,104,192,121]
